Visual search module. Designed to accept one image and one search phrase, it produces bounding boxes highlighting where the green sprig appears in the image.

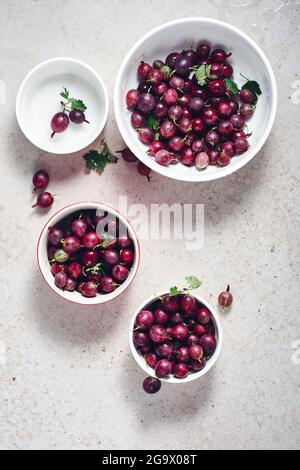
[83,140,118,174]
[60,87,87,112]
[146,115,160,131]
[224,78,239,95]
[192,65,214,86]
[169,275,202,297]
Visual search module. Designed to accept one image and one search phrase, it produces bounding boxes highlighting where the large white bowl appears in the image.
[37,202,140,305]
[129,291,222,383]
[114,18,277,182]
[16,58,109,154]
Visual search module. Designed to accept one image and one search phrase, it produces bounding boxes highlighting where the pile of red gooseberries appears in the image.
[126,41,260,170]
[47,209,135,297]
[133,292,218,394]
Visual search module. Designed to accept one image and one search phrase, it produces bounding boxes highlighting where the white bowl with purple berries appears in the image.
[16,57,109,154]
[114,18,277,182]
[37,202,140,305]
[129,277,223,393]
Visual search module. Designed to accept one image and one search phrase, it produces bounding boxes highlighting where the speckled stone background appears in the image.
[0,0,299,451]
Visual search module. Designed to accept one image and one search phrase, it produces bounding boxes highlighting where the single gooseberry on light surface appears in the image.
[218,285,233,308]
[32,192,54,209]
[32,170,49,193]
[143,377,161,394]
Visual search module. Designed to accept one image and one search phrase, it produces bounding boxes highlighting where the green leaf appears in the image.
[170,286,183,297]
[60,87,69,100]
[85,263,104,275]
[194,65,207,86]
[146,115,160,131]
[205,65,214,79]
[224,79,239,95]
[83,140,118,174]
[169,276,202,297]
[100,140,118,163]
[60,88,88,112]
[71,99,87,112]
[240,75,262,104]
[193,65,213,86]
[100,234,116,248]
[185,275,202,290]
[84,150,107,173]
[242,80,262,96]
[105,151,118,163]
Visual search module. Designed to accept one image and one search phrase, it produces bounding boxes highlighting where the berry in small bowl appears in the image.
[16,58,109,154]
[37,202,140,305]
[129,276,222,393]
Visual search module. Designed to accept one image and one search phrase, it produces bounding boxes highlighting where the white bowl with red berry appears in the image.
[16,57,109,154]
[129,277,222,392]
[114,18,277,182]
[37,202,140,305]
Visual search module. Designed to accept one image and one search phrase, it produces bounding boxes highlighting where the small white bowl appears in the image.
[114,18,278,182]
[37,202,140,305]
[129,291,222,383]
[16,58,109,154]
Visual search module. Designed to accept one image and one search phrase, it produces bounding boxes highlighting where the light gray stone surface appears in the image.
[0,0,299,450]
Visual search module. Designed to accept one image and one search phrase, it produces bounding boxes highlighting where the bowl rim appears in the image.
[114,17,278,182]
[37,201,140,306]
[129,290,223,383]
[16,57,109,154]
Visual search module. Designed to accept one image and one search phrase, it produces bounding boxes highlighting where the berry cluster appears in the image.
[47,209,135,297]
[126,41,261,170]
[133,277,218,394]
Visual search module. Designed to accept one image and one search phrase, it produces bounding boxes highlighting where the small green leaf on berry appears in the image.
[60,87,69,101]
[242,80,262,96]
[85,263,104,275]
[170,286,184,297]
[71,99,87,112]
[193,65,213,86]
[240,74,262,104]
[60,88,87,112]
[146,115,160,131]
[194,65,206,86]
[100,234,116,248]
[224,79,239,95]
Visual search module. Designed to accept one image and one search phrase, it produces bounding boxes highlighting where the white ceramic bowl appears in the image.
[114,18,277,182]
[129,291,222,383]
[37,202,140,305]
[16,58,109,154]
